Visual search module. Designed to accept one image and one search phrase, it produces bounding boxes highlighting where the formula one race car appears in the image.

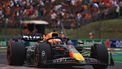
[7,20,114,69]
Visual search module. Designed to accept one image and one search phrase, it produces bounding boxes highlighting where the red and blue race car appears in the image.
[7,20,114,69]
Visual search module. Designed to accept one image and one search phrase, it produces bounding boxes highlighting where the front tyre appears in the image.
[91,44,108,69]
[34,43,51,67]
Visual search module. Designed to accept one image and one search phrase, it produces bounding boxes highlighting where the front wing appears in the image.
[47,56,113,66]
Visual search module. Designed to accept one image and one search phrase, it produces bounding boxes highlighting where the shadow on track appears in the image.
[27,64,86,69]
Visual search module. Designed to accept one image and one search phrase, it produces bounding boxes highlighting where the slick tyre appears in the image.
[7,42,26,65]
[90,44,108,69]
[34,43,51,68]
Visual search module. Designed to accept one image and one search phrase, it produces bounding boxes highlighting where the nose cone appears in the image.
[69,52,85,61]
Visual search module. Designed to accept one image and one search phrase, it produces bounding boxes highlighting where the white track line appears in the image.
[114,61,122,63]
[0,47,6,49]
[84,48,122,51]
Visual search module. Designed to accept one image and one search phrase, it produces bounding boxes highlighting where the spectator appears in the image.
[10,0,14,7]
[15,5,21,18]
[111,0,120,17]
[115,4,120,17]
[82,0,90,5]
[50,10,57,27]
[84,12,92,22]
[90,3,100,20]
[0,0,121,28]
[102,7,109,19]
[31,9,38,18]
[89,32,95,39]
[71,0,76,6]
[76,12,82,27]
[5,6,11,18]
[0,9,4,19]
[65,0,71,5]
[51,0,56,3]
[101,0,112,8]
[39,0,45,6]
[38,7,45,17]
[119,0,122,16]
[54,4,62,11]
[23,5,34,18]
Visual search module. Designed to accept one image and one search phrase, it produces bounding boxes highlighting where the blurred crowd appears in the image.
[0,0,122,28]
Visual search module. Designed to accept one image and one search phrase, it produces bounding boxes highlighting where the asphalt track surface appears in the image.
[0,52,122,69]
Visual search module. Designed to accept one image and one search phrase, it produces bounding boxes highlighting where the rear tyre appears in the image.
[34,43,51,67]
[90,44,108,69]
[7,42,26,65]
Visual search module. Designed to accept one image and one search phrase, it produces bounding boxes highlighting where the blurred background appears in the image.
[0,0,122,39]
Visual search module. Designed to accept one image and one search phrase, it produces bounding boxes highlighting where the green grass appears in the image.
[64,16,122,39]
[0,28,20,39]
[0,17,122,39]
